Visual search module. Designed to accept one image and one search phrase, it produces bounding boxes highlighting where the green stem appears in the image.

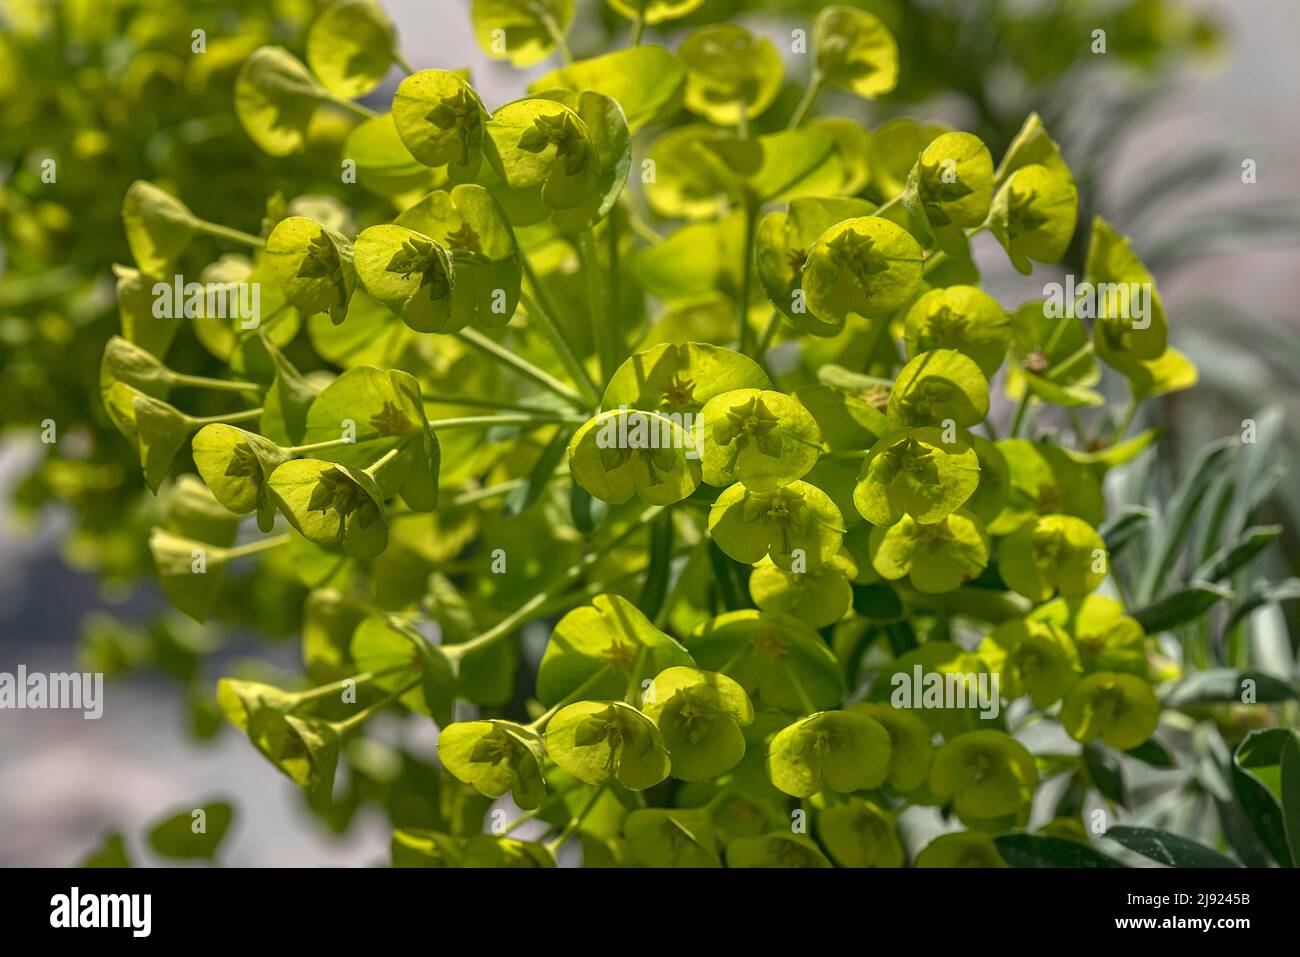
[363,446,403,479]
[323,92,379,121]
[290,666,413,707]
[545,781,607,854]
[1009,393,1032,438]
[787,70,823,129]
[534,5,572,63]
[455,505,662,657]
[335,677,421,734]
[393,51,415,74]
[519,262,601,405]
[455,328,587,410]
[189,407,263,426]
[758,309,782,354]
[222,533,292,560]
[630,1,646,46]
[737,200,757,356]
[874,194,903,217]
[283,436,365,456]
[1111,396,1138,446]
[423,395,560,415]
[606,209,623,369]
[189,218,265,249]
[168,372,262,394]
[576,230,614,385]
[429,413,581,429]
[787,669,818,717]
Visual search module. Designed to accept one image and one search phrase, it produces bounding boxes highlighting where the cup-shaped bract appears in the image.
[990,163,1078,276]
[700,388,822,490]
[802,216,924,328]
[854,426,981,526]
[768,710,892,797]
[748,552,855,628]
[267,459,387,558]
[605,0,704,25]
[192,424,290,532]
[602,342,771,414]
[999,513,1107,601]
[978,619,1081,709]
[643,666,754,781]
[472,0,575,68]
[354,224,459,333]
[544,700,670,789]
[756,196,877,337]
[234,47,323,157]
[887,349,990,429]
[929,730,1038,821]
[623,808,720,867]
[818,801,904,868]
[122,181,197,276]
[846,702,934,793]
[307,0,401,99]
[247,707,341,797]
[437,719,547,810]
[726,833,832,868]
[392,69,488,181]
[1061,672,1160,750]
[709,479,845,571]
[903,286,1011,378]
[907,131,994,230]
[813,5,899,99]
[537,593,694,706]
[266,216,356,324]
[687,610,845,714]
[915,831,1006,868]
[1038,595,1148,676]
[486,99,600,211]
[569,410,702,506]
[1085,216,1169,370]
[869,510,990,593]
[679,24,783,126]
[149,528,227,623]
[103,382,196,493]
[532,46,686,134]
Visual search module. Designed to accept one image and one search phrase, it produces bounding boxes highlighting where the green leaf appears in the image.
[869,511,990,594]
[162,476,241,547]
[725,833,831,868]
[916,832,1005,867]
[993,834,1124,868]
[1086,216,1168,370]
[234,47,323,157]
[1161,669,1297,708]
[1232,728,1298,867]
[1104,825,1240,868]
[999,514,1106,602]
[146,801,234,861]
[1082,741,1127,807]
[247,707,341,798]
[1131,581,1232,634]
[907,132,994,232]
[149,529,226,622]
[307,0,400,98]
[392,829,464,867]
[80,832,132,868]
[813,5,899,99]
[989,163,1078,275]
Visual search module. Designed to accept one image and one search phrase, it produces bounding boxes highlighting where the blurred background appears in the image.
[1,0,1298,865]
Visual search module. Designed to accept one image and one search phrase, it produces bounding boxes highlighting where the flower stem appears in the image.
[189,407,263,426]
[520,257,601,405]
[1009,393,1032,438]
[168,372,262,393]
[335,677,421,734]
[545,781,608,855]
[222,533,292,560]
[737,200,757,356]
[454,328,587,410]
[787,70,823,129]
[190,218,265,249]
[576,230,614,385]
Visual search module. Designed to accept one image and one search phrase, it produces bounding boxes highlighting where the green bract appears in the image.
[678,25,783,125]
[978,619,1081,708]
[191,424,289,532]
[623,808,719,867]
[999,514,1107,601]
[906,132,994,232]
[802,216,924,327]
[266,216,356,324]
[568,410,701,506]
[903,286,1010,377]
[1036,595,1148,676]
[687,610,845,713]
[268,459,388,557]
[234,47,324,157]
[437,719,546,809]
[767,710,892,797]
[471,0,574,68]
[915,832,1006,868]
[888,349,990,429]
[709,479,845,570]
[121,181,196,275]
[748,552,855,628]
[818,801,904,868]
[929,730,1038,821]
[486,99,599,211]
[393,70,488,180]
[700,388,822,490]
[537,594,693,706]
[602,341,771,413]
[1085,216,1169,370]
[847,702,934,793]
[643,666,754,781]
[544,700,670,789]
[869,510,990,593]
[813,5,899,99]
[1061,672,1160,750]
[854,427,981,526]
[307,0,401,98]
[532,47,685,133]
[605,0,704,25]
